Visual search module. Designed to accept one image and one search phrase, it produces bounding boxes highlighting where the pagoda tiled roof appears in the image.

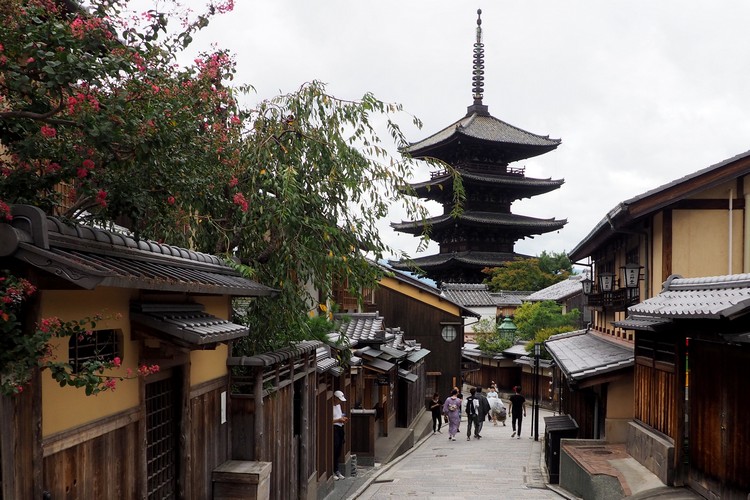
[391,211,567,234]
[405,112,560,162]
[410,171,563,198]
[390,250,524,271]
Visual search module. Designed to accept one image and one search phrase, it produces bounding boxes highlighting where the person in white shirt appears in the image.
[332,390,348,480]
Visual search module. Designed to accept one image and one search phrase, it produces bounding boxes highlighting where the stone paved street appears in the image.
[353,407,564,500]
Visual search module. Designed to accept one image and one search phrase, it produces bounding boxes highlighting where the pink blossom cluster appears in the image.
[77,158,95,178]
[96,189,107,207]
[233,192,248,212]
[194,52,232,81]
[40,125,57,138]
[0,200,11,221]
[67,92,101,115]
[70,16,113,40]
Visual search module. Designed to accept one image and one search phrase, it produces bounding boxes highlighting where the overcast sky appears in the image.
[176,1,750,263]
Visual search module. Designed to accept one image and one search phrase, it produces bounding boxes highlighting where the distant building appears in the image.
[390,10,565,285]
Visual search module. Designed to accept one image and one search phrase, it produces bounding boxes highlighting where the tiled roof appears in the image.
[391,211,566,234]
[405,112,560,161]
[3,205,275,297]
[525,275,584,302]
[391,251,528,270]
[315,345,342,375]
[333,312,385,344]
[544,330,634,382]
[130,303,249,347]
[626,273,750,320]
[491,291,531,306]
[441,283,496,307]
[612,315,671,331]
[410,171,563,197]
[227,340,322,367]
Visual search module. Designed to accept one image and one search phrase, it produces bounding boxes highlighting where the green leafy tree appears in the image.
[0,0,432,362]
[512,300,579,341]
[483,252,572,292]
[473,318,513,353]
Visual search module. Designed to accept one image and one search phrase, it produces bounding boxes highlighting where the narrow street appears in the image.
[338,407,564,500]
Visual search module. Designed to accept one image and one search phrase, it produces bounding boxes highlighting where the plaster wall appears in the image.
[604,376,634,443]
[672,209,744,277]
[40,287,138,436]
[190,295,231,386]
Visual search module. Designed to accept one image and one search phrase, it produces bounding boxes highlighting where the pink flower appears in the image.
[112,356,121,368]
[96,189,107,207]
[167,195,175,205]
[27,57,34,63]
[82,159,95,170]
[40,125,57,138]
[228,176,238,187]
[77,167,88,178]
[233,192,248,212]
[104,379,117,391]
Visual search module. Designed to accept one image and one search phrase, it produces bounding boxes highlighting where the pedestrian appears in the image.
[509,385,526,439]
[487,384,498,399]
[473,385,491,439]
[489,394,507,426]
[332,390,348,480]
[486,384,500,425]
[429,393,443,434]
[442,388,462,441]
[454,386,464,432]
[465,387,480,440]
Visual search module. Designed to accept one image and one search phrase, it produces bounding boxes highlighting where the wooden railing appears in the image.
[586,287,640,311]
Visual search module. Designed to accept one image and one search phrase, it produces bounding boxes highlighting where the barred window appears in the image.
[68,329,121,373]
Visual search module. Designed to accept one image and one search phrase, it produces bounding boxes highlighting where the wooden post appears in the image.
[299,356,310,499]
[254,369,264,460]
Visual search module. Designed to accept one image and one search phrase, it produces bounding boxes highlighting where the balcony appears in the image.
[586,287,640,311]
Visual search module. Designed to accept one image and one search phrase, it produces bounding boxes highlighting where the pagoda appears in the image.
[390,9,567,285]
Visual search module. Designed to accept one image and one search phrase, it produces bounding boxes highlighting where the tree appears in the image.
[512,300,579,341]
[473,318,513,353]
[0,0,431,359]
[483,252,573,292]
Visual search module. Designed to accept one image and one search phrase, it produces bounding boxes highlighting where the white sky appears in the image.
[172,1,750,262]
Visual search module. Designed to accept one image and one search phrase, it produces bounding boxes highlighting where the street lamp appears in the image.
[598,272,614,292]
[580,276,593,295]
[498,316,517,341]
[533,343,541,442]
[621,262,642,288]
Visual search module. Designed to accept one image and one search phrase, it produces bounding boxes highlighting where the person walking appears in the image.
[442,388,462,441]
[473,385,491,439]
[509,385,526,439]
[453,386,464,432]
[332,390,348,480]
[465,387,480,440]
[429,393,443,434]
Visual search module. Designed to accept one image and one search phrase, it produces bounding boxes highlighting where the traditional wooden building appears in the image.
[391,10,565,285]
[561,149,750,494]
[0,204,276,499]
[615,273,750,498]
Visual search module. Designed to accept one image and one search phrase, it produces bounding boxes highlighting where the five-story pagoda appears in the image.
[391,9,566,285]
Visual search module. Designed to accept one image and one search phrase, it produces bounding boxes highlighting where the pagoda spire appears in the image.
[468,9,489,116]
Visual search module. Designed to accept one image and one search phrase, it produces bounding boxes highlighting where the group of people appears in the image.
[429,383,526,441]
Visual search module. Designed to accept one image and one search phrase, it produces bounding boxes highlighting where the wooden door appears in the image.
[689,339,750,498]
[145,371,180,499]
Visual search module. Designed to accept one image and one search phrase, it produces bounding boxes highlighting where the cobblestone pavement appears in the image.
[353,408,564,500]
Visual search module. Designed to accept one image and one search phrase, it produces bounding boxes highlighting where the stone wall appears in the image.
[626,422,675,486]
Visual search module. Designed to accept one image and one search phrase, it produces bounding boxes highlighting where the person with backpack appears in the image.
[473,385,491,439]
[465,387,481,440]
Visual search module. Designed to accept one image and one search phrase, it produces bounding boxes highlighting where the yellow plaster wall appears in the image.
[672,209,744,277]
[605,376,634,443]
[40,287,139,437]
[378,276,461,316]
[190,295,231,385]
[651,213,664,294]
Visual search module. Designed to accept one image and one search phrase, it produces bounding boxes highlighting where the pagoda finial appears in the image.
[472,8,485,105]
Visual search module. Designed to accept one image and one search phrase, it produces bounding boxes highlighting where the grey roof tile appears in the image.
[525,275,584,302]
[545,330,634,382]
[441,283,496,307]
[628,273,750,319]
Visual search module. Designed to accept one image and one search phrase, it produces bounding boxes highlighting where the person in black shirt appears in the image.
[509,385,526,439]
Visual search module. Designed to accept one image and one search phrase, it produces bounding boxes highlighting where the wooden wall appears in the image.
[375,287,463,400]
[189,378,231,499]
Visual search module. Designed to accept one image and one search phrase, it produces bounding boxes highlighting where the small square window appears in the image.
[68,329,121,373]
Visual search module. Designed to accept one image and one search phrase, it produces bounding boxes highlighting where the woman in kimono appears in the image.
[442,388,462,441]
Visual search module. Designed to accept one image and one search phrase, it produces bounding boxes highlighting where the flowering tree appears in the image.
[0,0,431,367]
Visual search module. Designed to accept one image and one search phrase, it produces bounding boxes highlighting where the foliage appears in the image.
[473,317,513,353]
[525,325,577,360]
[0,0,432,356]
[512,300,580,341]
[483,252,572,292]
[0,269,157,395]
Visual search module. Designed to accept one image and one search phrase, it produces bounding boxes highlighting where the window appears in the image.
[68,329,121,373]
[441,325,457,342]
